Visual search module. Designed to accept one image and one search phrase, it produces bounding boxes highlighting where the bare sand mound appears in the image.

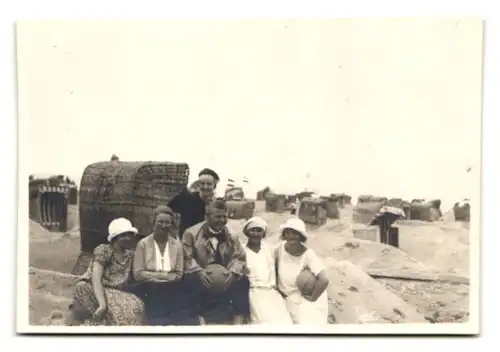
[378,278,469,323]
[306,222,469,323]
[29,267,77,325]
[308,232,435,277]
[29,267,78,297]
[29,220,81,273]
[29,292,72,325]
[29,204,81,273]
[395,223,469,279]
[324,259,428,324]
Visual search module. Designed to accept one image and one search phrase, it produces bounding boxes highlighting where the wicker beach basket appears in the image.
[319,195,340,219]
[78,161,189,253]
[226,200,255,220]
[298,197,328,226]
[409,199,442,222]
[453,202,470,222]
[264,193,287,213]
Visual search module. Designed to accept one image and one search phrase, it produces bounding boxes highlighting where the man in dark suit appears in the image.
[168,168,220,239]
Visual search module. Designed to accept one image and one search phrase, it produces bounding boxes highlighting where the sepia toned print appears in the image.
[17,19,481,334]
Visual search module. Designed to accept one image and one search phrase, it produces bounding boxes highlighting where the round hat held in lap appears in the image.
[205,263,230,292]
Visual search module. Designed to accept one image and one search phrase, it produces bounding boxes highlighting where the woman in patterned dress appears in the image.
[70,217,146,326]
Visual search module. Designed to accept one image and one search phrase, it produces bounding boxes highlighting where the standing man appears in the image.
[168,168,220,239]
[182,198,250,325]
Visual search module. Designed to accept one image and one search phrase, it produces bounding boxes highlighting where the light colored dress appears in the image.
[244,243,293,325]
[275,242,329,325]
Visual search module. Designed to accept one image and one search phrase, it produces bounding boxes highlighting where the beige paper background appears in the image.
[16,18,482,334]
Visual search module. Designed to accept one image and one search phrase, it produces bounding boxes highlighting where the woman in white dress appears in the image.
[275,218,330,324]
[242,216,293,325]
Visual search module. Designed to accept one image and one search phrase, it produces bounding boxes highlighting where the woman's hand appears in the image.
[302,294,318,302]
[198,270,213,288]
[93,305,107,320]
[156,272,171,281]
[157,272,178,283]
[149,272,173,283]
[223,272,235,291]
[303,270,329,302]
[166,272,178,282]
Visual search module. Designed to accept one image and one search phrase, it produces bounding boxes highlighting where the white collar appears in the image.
[208,226,223,234]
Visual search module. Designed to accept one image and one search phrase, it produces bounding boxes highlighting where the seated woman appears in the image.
[242,216,293,325]
[275,218,330,325]
[70,217,146,326]
[132,205,193,325]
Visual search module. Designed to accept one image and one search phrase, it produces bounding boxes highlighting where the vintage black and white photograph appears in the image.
[16,19,482,334]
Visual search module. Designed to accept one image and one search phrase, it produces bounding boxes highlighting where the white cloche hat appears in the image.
[107,217,138,242]
[279,218,309,240]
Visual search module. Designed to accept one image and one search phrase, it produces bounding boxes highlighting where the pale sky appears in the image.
[17,19,482,211]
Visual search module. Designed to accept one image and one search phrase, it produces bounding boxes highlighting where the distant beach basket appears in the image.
[298,197,328,226]
[265,193,287,213]
[226,200,255,220]
[409,199,442,222]
[453,200,470,222]
[319,195,340,219]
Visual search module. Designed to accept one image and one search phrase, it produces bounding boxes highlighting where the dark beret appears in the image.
[198,168,220,182]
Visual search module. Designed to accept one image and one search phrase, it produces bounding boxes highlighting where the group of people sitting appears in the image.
[67,168,330,326]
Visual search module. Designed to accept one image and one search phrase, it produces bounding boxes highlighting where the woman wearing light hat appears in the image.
[243,217,293,325]
[275,218,330,324]
[70,217,145,325]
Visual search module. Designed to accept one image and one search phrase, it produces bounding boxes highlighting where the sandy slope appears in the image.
[27,201,470,325]
[29,211,81,274]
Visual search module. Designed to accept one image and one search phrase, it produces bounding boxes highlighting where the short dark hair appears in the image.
[207,198,227,214]
[153,205,175,220]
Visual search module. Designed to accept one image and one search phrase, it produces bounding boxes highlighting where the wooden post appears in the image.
[388,226,399,248]
[378,219,390,244]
